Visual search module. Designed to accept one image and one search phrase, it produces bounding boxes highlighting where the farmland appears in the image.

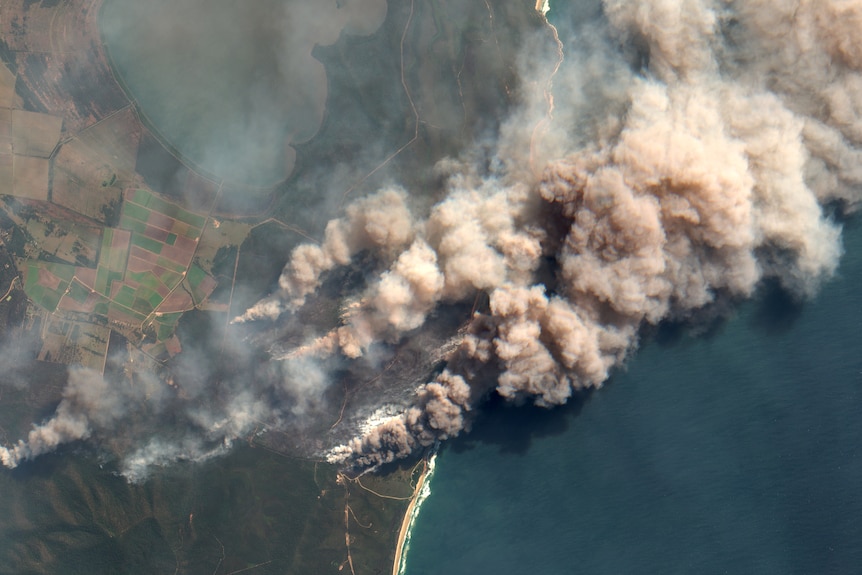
[20,188,220,360]
[0,0,496,572]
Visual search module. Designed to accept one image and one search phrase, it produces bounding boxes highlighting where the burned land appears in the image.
[0,0,547,572]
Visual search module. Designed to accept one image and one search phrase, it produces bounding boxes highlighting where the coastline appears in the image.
[392,451,437,575]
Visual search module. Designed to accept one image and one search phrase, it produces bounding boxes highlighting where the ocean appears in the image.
[5,1,861,573]
[403,218,862,574]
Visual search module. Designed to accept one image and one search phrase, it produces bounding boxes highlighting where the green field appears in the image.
[23,262,75,312]
[68,279,92,304]
[128,270,163,292]
[121,201,151,222]
[154,312,183,341]
[132,189,206,229]
[131,232,163,255]
[21,186,218,344]
[156,256,187,274]
[119,214,148,234]
[100,229,130,271]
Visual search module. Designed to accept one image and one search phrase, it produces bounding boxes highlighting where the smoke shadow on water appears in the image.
[748,278,805,336]
[445,274,811,461]
[650,312,729,348]
[405,218,862,575]
[449,391,590,457]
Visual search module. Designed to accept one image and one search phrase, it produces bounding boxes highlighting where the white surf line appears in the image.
[393,448,438,575]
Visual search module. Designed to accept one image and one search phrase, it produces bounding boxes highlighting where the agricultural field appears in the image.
[0,154,10,196]
[0,61,17,108]
[0,108,11,154]
[0,0,273,368]
[52,139,125,223]
[22,261,76,314]
[37,316,110,372]
[0,197,103,264]
[10,155,49,201]
[0,0,129,133]
[194,218,251,274]
[19,188,219,357]
[11,109,62,158]
[52,107,142,223]
[25,219,101,266]
[0,96,63,202]
[75,107,141,175]
[93,188,217,330]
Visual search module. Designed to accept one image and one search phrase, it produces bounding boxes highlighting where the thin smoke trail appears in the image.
[3,0,862,477]
[240,0,860,470]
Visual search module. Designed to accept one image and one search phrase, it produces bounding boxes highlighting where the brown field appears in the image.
[24,219,101,266]
[75,107,141,175]
[0,0,129,133]
[36,267,62,291]
[160,244,188,263]
[2,0,58,53]
[0,154,11,195]
[194,274,217,296]
[74,267,98,291]
[146,211,174,231]
[164,334,182,356]
[0,108,11,154]
[106,305,141,326]
[159,289,193,313]
[110,228,131,252]
[174,234,197,252]
[129,246,159,265]
[142,225,169,242]
[52,138,124,222]
[11,109,63,157]
[0,61,19,108]
[51,106,144,222]
[127,255,154,274]
[38,331,70,364]
[12,155,49,200]
[37,317,110,372]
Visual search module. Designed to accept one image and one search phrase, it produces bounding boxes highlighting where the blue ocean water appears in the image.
[404,219,862,575]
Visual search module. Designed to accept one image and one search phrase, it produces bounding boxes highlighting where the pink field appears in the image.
[74,267,97,291]
[159,289,193,313]
[36,267,62,290]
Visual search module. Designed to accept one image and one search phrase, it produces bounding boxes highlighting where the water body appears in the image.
[404,218,862,575]
[99,0,386,188]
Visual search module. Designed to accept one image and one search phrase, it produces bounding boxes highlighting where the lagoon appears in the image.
[99,0,386,188]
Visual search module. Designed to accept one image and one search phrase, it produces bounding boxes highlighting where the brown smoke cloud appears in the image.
[4,0,861,476]
[236,0,859,469]
[235,188,415,322]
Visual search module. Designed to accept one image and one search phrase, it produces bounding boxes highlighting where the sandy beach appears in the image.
[392,455,435,575]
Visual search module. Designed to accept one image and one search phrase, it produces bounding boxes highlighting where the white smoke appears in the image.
[238,0,859,469]
[4,0,862,476]
[121,436,233,483]
[234,187,415,322]
[0,367,134,468]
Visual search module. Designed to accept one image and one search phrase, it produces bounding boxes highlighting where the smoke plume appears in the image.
[243,0,859,469]
[0,367,156,468]
[3,0,862,477]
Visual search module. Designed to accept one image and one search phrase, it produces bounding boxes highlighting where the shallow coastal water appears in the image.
[404,219,862,575]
